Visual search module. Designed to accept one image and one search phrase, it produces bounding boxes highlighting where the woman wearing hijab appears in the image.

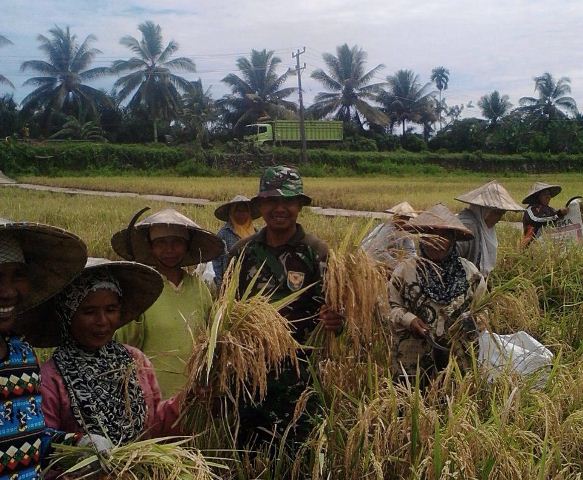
[521,182,568,247]
[40,258,182,447]
[0,219,87,479]
[212,195,259,286]
[388,204,487,382]
[455,180,524,277]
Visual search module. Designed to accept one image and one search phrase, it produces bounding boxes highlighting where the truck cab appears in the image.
[244,124,273,145]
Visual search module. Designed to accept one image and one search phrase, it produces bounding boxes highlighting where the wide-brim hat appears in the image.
[214,195,261,222]
[111,208,224,266]
[522,182,562,205]
[455,180,524,212]
[252,165,312,206]
[0,219,87,313]
[19,257,164,348]
[384,201,418,218]
[402,203,474,241]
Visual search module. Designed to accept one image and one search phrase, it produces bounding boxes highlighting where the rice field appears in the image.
[5,185,583,478]
[17,172,583,212]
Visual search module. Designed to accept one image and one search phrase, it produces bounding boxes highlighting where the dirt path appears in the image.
[2,178,390,219]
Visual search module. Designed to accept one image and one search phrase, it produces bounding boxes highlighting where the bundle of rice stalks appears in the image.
[47,437,225,480]
[183,255,307,409]
[315,225,391,359]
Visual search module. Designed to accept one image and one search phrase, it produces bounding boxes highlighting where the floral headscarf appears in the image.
[52,270,147,444]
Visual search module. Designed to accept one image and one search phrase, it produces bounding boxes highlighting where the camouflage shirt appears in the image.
[229,224,328,342]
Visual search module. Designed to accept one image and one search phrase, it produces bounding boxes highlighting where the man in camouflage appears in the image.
[230,165,342,449]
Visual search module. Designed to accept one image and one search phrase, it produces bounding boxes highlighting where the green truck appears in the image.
[244,120,343,145]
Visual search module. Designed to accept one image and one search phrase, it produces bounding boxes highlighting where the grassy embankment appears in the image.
[17,172,583,212]
[5,187,583,478]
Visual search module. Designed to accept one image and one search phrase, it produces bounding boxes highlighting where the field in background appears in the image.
[18,173,583,212]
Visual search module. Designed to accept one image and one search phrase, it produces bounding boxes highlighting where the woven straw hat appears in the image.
[455,180,523,212]
[20,257,164,348]
[214,195,261,222]
[522,182,562,205]
[111,208,224,266]
[384,201,418,218]
[0,219,87,313]
[403,203,474,241]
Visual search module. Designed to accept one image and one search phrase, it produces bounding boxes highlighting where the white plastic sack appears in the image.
[478,330,554,383]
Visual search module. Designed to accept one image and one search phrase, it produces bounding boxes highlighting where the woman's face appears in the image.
[0,263,30,334]
[483,208,506,228]
[70,289,121,351]
[232,203,251,224]
[537,190,552,207]
[420,231,453,262]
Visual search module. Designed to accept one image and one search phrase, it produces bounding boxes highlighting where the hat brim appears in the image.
[0,222,87,313]
[251,192,312,207]
[111,224,225,266]
[19,259,164,348]
[402,224,474,241]
[522,186,562,205]
[214,200,261,222]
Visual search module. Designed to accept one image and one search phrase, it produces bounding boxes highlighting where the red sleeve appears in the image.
[126,345,182,438]
[39,360,65,430]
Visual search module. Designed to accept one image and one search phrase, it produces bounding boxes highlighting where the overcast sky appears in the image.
[2,0,583,117]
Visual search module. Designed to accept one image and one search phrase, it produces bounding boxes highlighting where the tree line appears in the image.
[0,22,581,154]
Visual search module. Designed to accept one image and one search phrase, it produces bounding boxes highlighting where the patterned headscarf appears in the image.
[418,237,469,304]
[52,270,147,445]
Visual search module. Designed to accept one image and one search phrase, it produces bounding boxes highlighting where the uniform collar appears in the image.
[256,223,306,247]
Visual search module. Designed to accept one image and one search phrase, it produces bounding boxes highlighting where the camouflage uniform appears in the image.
[388,256,487,381]
[229,166,327,448]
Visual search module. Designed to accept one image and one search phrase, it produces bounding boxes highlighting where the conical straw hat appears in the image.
[384,201,418,218]
[455,180,523,212]
[0,219,87,312]
[20,257,164,348]
[214,195,261,222]
[403,203,474,241]
[522,182,561,205]
[111,208,224,266]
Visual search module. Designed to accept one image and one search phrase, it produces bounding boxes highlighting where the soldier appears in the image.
[229,166,342,449]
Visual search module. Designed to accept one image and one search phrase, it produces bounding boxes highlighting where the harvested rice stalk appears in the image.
[184,255,308,407]
[47,437,225,480]
[318,226,390,356]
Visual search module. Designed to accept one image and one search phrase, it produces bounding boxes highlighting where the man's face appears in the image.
[150,236,189,269]
[258,197,302,233]
[0,263,31,334]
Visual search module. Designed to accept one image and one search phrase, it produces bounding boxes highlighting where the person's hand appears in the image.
[559,207,569,216]
[78,433,113,456]
[409,317,429,338]
[318,306,344,332]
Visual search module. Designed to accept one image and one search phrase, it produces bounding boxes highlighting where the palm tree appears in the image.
[478,91,512,127]
[308,44,388,128]
[431,66,449,129]
[519,72,578,127]
[49,115,107,141]
[20,26,111,121]
[220,49,297,131]
[379,69,435,136]
[111,21,196,142]
[0,35,14,89]
[181,79,217,146]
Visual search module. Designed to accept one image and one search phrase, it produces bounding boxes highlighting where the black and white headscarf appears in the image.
[52,270,147,445]
[418,240,469,304]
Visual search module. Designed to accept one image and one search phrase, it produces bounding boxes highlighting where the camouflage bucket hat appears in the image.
[253,166,312,206]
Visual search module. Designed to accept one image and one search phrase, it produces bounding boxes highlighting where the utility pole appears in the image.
[293,47,308,162]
